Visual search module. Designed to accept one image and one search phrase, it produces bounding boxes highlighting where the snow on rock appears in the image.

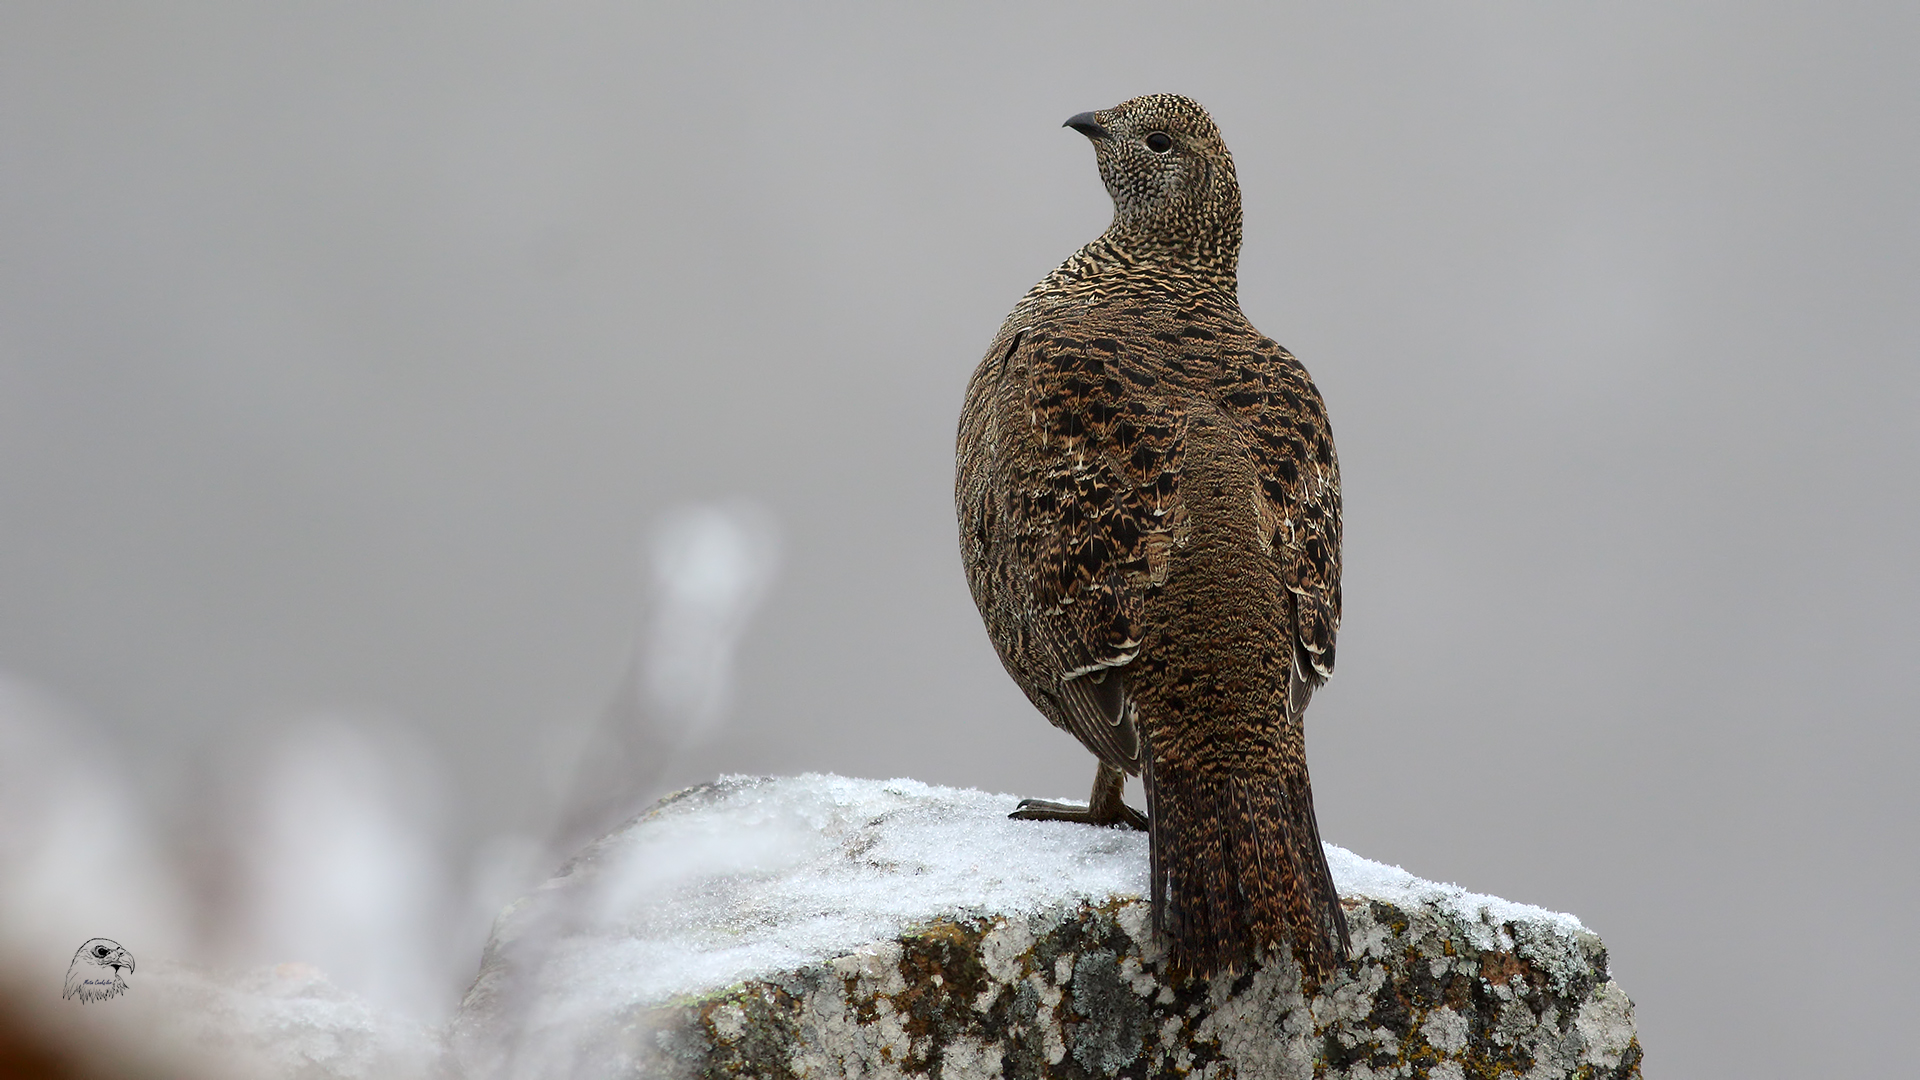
[453,773,1642,1080]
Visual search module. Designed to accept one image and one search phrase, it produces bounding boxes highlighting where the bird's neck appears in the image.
[1090,171,1244,297]
[1106,219,1240,287]
[1017,190,1243,319]
[1048,224,1241,303]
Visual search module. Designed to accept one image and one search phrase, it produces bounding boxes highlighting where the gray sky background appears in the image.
[3,4,1915,1074]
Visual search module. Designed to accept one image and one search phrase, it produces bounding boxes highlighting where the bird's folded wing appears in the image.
[1222,341,1343,688]
[1004,324,1194,770]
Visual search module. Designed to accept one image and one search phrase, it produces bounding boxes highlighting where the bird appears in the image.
[956,94,1349,980]
[63,938,134,1002]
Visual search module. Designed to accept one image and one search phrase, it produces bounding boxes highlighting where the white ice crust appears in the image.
[517,773,1585,1010]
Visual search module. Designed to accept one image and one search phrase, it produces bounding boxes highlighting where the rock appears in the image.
[453,774,1641,1080]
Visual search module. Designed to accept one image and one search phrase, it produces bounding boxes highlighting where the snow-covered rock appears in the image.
[453,774,1642,1080]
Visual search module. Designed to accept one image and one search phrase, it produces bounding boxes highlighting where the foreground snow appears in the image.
[47,774,1612,1079]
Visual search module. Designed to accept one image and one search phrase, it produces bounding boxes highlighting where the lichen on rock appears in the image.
[453,774,1641,1079]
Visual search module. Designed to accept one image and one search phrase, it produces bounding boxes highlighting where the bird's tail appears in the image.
[1143,733,1349,981]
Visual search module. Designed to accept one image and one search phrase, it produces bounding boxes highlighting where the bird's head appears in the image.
[64,938,134,1001]
[75,938,134,977]
[1065,94,1242,278]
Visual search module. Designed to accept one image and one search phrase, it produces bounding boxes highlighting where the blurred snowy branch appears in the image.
[218,720,457,1020]
[0,502,784,1078]
[639,501,782,743]
[548,501,781,859]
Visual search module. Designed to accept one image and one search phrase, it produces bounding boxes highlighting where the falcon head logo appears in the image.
[63,938,134,1002]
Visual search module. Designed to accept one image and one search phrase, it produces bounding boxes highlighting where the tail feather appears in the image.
[1144,739,1348,980]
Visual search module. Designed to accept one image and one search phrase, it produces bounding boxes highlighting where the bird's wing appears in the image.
[1218,338,1342,697]
[974,322,1188,770]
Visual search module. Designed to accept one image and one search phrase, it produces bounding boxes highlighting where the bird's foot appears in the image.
[1009,798,1148,831]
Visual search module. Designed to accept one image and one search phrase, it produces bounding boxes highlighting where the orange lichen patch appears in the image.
[1481,951,1528,986]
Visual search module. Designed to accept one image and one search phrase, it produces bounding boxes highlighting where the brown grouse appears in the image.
[956,94,1349,980]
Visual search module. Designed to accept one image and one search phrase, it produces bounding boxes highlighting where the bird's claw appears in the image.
[1009,797,1148,832]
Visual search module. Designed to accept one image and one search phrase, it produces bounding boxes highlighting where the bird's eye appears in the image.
[1144,132,1173,154]
[94,946,110,957]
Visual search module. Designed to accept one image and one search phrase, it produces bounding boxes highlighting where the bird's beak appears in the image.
[1063,112,1110,141]
[115,952,133,974]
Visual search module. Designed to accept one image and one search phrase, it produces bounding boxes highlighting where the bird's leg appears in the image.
[1010,760,1148,831]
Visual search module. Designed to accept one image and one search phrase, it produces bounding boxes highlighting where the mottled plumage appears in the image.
[956,95,1349,979]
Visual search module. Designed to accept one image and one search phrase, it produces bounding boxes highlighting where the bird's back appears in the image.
[960,275,1347,977]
